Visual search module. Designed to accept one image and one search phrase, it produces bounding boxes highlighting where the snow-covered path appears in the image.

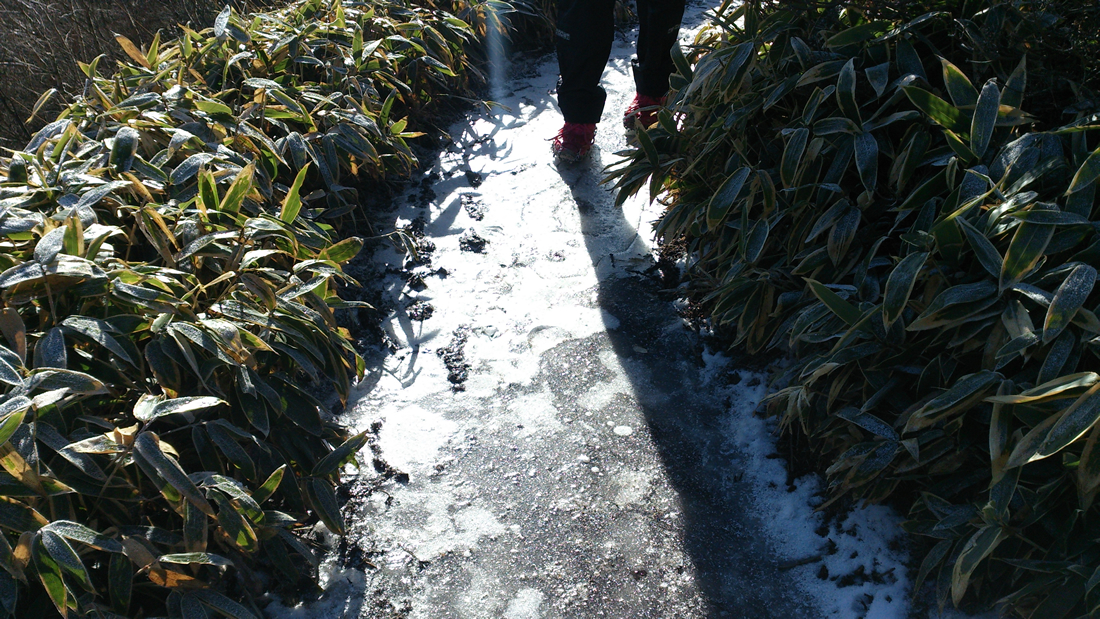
[265,4,936,618]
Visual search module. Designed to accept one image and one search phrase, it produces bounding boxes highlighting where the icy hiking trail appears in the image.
[264,4,963,618]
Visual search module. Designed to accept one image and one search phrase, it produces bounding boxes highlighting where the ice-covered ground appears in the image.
[265,3,993,618]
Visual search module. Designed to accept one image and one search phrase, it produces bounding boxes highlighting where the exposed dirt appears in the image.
[435,327,471,391]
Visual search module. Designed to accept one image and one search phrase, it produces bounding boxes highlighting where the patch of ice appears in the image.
[373,405,459,471]
[265,561,366,619]
[503,587,545,619]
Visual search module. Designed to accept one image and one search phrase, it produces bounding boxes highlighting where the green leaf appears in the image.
[999,220,1054,292]
[914,539,951,595]
[635,127,659,167]
[1010,209,1090,225]
[1067,144,1100,195]
[827,206,860,265]
[882,252,927,328]
[970,79,1000,159]
[813,117,860,135]
[59,316,135,367]
[108,553,131,614]
[952,525,1005,605]
[986,372,1099,405]
[42,520,123,553]
[184,501,207,554]
[896,37,926,80]
[219,163,254,215]
[670,42,693,81]
[943,129,978,164]
[206,422,257,482]
[211,490,258,552]
[133,433,215,516]
[158,553,232,567]
[213,5,231,38]
[707,167,751,229]
[780,130,808,189]
[319,237,363,264]
[836,59,860,123]
[0,397,29,447]
[826,21,890,48]
[252,464,286,504]
[1043,264,1096,343]
[905,371,1002,432]
[903,87,965,132]
[836,407,898,441]
[957,217,1002,278]
[306,477,344,535]
[135,396,226,423]
[35,227,65,265]
[744,219,769,264]
[198,168,219,214]
[279,164,311,223]
[194,99,233,117]
[170,154,213,185]
[853,132,878,192]
[40,530,92,592]
[110,127,139,173]
[797,60,847,88]
[312,432,367,477]
[1037,383,1100,459]
[32,535,68,616]
[806,279,860,326]
[940,57,978,107]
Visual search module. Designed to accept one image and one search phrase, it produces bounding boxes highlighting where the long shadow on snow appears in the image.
[556,151,819,619]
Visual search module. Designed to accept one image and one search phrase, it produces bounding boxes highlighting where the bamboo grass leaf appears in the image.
[903,86,965,132]
[806,279,860,326]
[882,252,927,328]
[312,432,368,477]
[940,57,978,107]
[1067,145,1100,194]
[836,59,860,123]
[1043,264,1096,343]
[999,220,1054,292]
[133,433,215,516]
[971,79,1001,159]
[952,526,1005,605]
[279,164,310,223]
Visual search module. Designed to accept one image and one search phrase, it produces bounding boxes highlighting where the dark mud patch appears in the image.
[461,194,486,221]
[405,300,434,322]
[458,230,488,253]
[435,326,471,391]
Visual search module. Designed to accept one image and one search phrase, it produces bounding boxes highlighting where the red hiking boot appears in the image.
[623,94,665,135]
[551,122,597,164]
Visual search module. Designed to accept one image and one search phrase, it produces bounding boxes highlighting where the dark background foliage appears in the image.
[0,1,270,147]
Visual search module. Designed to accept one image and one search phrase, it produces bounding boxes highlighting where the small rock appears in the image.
[578,455,591,463]
[613,425,633,436]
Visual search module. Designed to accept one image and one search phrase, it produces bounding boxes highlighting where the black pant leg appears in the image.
[633,0,686,97]
[556,0,616,124]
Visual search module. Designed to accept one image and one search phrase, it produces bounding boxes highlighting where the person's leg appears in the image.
[633,0,686,98]
[555,0,616,124]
